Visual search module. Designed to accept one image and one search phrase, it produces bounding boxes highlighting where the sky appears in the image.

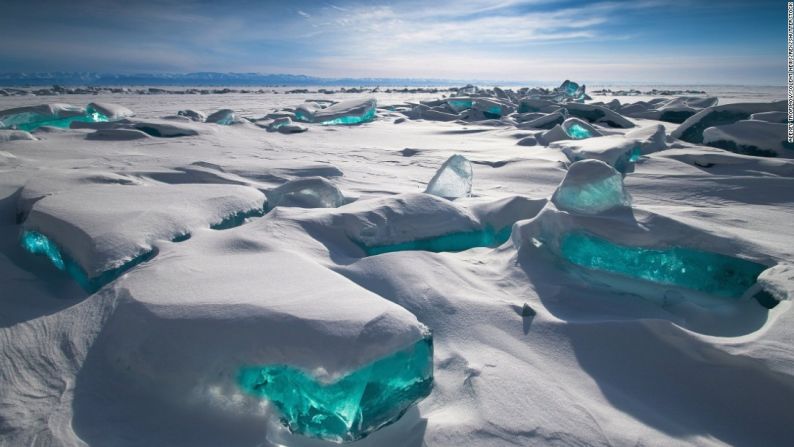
[0,0,785,84]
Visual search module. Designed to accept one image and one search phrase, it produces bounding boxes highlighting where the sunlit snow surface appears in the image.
[238,336,433,442]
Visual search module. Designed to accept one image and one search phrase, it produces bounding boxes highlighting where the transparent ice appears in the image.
[425,154,473,199]
[238,336,433,443]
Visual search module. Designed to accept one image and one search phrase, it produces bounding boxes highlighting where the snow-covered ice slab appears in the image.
[564,103,634,128]
[21,183,265,291]
[514,203,774,308]
[103,242,431,442]
[552,135,642,173]
[702,120,793,158]
[0,103,109,131]
[295,98,377,125]
[672,101,786,144]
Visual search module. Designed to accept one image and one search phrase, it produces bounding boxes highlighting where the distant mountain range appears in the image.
[0,72,486,87]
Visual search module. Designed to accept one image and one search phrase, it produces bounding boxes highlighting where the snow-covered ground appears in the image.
[1,84,792,447]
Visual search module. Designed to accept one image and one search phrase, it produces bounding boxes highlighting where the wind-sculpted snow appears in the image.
[672,101,787,145]
[2,86,794,447]
[425,154,473,199]
[702,120,793,157]
[21,183,265,282]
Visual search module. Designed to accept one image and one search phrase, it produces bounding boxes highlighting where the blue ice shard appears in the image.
[0,104,109,131]
[560,231,767,298]
[296,99,377,125]
[205,109,237,125]
[552,160,630,215]
[238,335,433,443]
[425,154,473,199]
[446,98,474,113]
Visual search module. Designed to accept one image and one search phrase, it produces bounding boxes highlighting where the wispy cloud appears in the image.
[0,0,783,84]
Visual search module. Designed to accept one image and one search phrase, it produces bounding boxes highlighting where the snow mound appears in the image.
[626,124,667,154]
[86,128,151,141]
[551,160,630,215]
[672,101,786,144]
[22,183,265,281]
[93,238,430,441]
[702,120,793,158]
[0,129,37,141]
[551,135,642,173]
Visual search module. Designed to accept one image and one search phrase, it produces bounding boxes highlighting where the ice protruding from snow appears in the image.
[446,97,474,113]
[425,154,473,199]
[22,183,265,280]
[0,103,109,131]
[265,177,346,210]
[86,102,134,120]
[472,98,514,119]
[20,230,64,270]
[556,80,587,102]
[296,98,377,125]
[552,159,631,215]
[562,118,600,140]
[205,109,237,125]
[267,117,307,134]
[560,231,767,299]
[238,335,433,443]
[177,109,206,122]
[626,124,667,155]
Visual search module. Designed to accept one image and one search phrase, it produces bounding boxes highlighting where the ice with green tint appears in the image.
[363,226,511,256]
[21,231,65,270]
[565,123,593,139]
[238,336,433,443]
[320,107,376,125]
[552,160,630,215]
[447,98,473,112]
[1,107,108,131]
[21,230,155,293]
[560,231,767,298]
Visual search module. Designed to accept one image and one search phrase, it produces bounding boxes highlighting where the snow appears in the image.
[1,86,793,447]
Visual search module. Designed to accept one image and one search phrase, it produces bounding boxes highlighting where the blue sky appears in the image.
[0,0,784,84]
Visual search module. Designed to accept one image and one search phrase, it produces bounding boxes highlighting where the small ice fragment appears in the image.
[552,159,630,215]
[205,109,237,125]
[266,177,345,209]
[425,154,473,199]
